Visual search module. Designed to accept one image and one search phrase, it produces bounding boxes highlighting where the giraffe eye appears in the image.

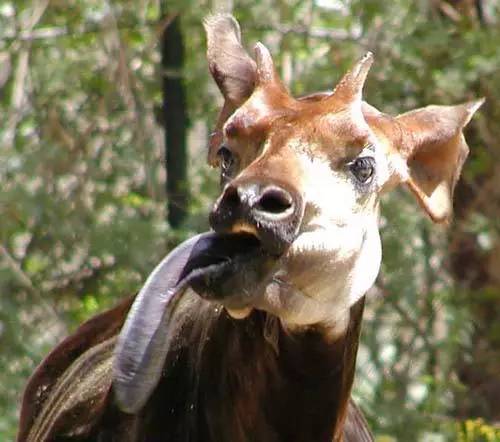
[349,156,375,184]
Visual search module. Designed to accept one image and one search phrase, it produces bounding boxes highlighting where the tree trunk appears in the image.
[161,12,189,228]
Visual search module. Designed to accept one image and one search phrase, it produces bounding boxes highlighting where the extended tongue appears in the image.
[112,231,261,413]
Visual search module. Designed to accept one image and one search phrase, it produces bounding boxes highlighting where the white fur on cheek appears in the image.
[252,152,382,328]
[303,154,360,222]
[348,218,381,304]
[255,220,381,329]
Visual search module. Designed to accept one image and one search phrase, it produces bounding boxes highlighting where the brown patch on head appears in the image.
[220,83,298,171]
[224,90,289,142]
[227,52,375,178]
[243,104,373,179]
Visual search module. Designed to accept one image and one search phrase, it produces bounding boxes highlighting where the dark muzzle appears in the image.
[209,180,303,256]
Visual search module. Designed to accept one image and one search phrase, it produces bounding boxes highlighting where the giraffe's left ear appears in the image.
[395,99,484,223]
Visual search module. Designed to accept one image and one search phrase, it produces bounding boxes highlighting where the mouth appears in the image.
[180,231,262,281]
[179,231,279,315]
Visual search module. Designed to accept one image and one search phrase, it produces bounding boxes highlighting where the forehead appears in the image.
[225,96,374,162]
[281,110,371,153]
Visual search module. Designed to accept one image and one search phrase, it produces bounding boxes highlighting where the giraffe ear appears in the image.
[204,14,256,105]
[204,14,256,164]
[395,99,484,223]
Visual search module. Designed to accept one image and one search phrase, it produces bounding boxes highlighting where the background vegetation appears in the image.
[1,0,499,440]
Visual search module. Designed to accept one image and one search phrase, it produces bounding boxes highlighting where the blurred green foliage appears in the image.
[1,0,499,440]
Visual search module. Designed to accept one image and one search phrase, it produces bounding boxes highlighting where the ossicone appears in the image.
[327,52,374,108]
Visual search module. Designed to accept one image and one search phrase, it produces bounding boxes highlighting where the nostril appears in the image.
[223,186,240,210]
[210,185,242,232]
[256,187,293,215]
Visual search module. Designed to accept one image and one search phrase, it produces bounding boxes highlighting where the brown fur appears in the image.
[18,293,373,441]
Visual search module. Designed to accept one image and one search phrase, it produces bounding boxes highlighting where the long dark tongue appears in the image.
[113,231,260,414]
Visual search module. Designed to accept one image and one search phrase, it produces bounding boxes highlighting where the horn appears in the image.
[329,52,374,106]
[254,42,287,92]
[255,42,275,84]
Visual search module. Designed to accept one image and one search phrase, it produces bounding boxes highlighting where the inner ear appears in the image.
[406,132,467,222]
[396,100,483,223]
[204,14,256,104]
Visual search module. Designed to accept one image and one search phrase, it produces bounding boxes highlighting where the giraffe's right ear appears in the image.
[204,14,256,164]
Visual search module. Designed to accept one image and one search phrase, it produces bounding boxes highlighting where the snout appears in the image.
[209,180,303,255]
